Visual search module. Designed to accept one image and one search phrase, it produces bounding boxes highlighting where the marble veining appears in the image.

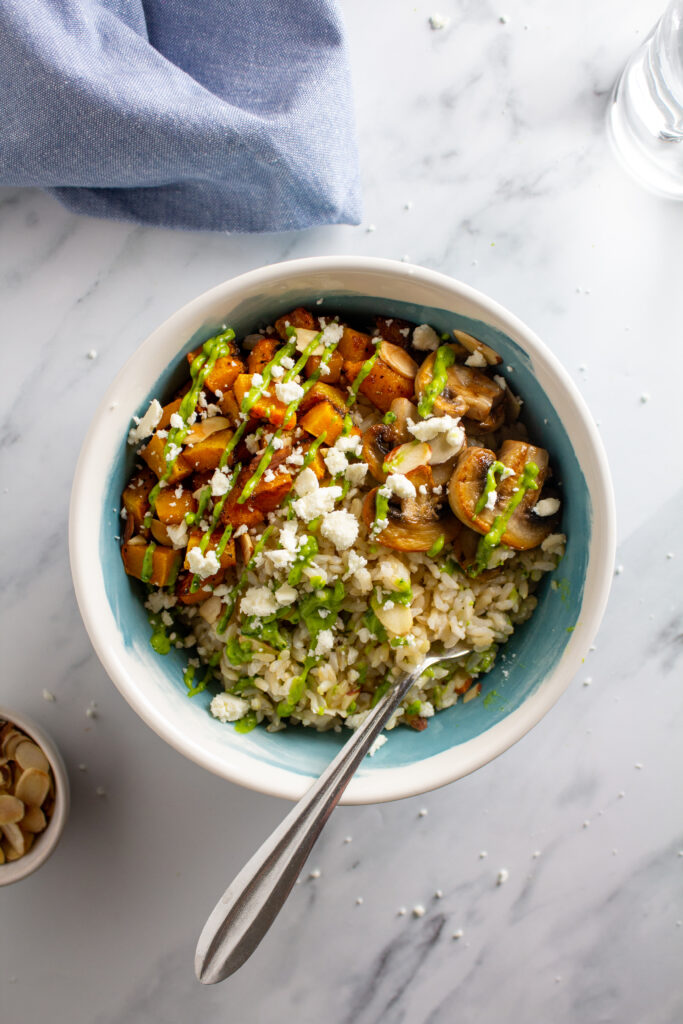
[1,1,682,1021]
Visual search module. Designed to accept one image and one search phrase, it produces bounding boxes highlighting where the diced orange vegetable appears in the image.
[122,467,156,527]
[218,389,241,424]
[220,468,267,528]
[186,344,245,394]
[154,487,197,525]
[344,358,415,413]
[299,382,347,415]
[299,400,345,444]
[176,570,225,605]
[182,429,233,472]
[121,540,181,587]
[274,307,317,341]
[185,529,237,570]
[305,350,343,384]
[233,374,296,429]
[158,397,183,430]
[140,434,193,483]
[302,447,326,481]
[251,471,293,512]
[248,337,279,374]
[338,326,374,362]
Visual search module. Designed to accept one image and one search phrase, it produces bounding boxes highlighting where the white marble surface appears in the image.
[1,1,682,1021]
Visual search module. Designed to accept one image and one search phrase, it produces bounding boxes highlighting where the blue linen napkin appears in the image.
[0,0,361,232]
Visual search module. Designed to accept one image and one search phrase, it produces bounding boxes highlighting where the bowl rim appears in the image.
[0,706,70,885]
[69,255,616,804]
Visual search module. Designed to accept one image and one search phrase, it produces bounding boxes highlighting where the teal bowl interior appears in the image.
[101,292,589,779]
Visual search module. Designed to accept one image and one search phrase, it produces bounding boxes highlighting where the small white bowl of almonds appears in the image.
[0,708,70,885]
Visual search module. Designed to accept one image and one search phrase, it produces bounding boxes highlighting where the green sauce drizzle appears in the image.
[426,534,445,558]
[473,461,507,516]
[417,345,456,418]
[471,462,539,575]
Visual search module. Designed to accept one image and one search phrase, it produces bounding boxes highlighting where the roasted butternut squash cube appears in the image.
[299,400,345,445]
[217,389,241,425]
[305,350,343,384]
[182,429,233,472]
[299,382,347,415]
[122,467,156,527]
[338,326,374,362]
[176,570,225,605]
[158,397,183,430]
[154,487,197,525]
[186,344,245,394]
[121,540,181,587]
[140,434,193,483]
[250,471,293,512]
[185,529,237,570]
[248,337,280,374]
[233,374,296,429]
[343,358,414,413]
[274,307,317,341]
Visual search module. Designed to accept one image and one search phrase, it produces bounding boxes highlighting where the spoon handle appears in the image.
[195,664,422,984]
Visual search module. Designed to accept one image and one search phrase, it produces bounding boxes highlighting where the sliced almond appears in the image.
[238,533,254,564]
[0,844,5,864]
[428,431,465,466]
[379,341,419,380]
[384,440,431,476]
[198,595,223,625]
[183,415,233,445]
[0,765,10,789]
[1,730,24,759]
[453,329,502,366]
[21,805,47,833]
[4,840,23,862]
[1,821,25,856]
[15,769,50,808]
[293,327,324,356]
[20,830,35,854]
[374,602,414,637]
[0,793,25,825]
[463,681,483,703]
[14,741,50,774]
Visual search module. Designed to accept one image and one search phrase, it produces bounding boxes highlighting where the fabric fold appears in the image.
[0,0,361,231]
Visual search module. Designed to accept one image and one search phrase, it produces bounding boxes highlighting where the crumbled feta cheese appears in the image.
[245,432,261,454]
[187,547,220,579]
[412,904,426,918]
[286,449,305,467]
[165,443,182,463]
[485,489,497,511]
[279,521,299,551]
[263,469,276,483]
[293,486,342,522]
[294,467,319,496]
[240,586,278,617]
[465,349,487,368]
[281,355,295,370]
[128,399,163,444]
[412,324,440,351]
[264,549,296,569]
[210,693,250,723]
[368,734,387,756]
[251,372,264,387]
[167,522,189,549]
[275,379,304,405]
[429,13,450,29]
[234,524,248,538]
[345,550,368,577]
[320,509,359,551]
[211,468,231,496]
[334,434,363,456]
[321,322,344,347]
[408,414,463,446]
[345,462,368,485]
[324,448,348,477]
[496,868,509,886]
[169,412,184,430]
[270,363,284,378]
[275,583,297,606]
[535,497,561,517]
[493,374,507,390]
[271,436,285,450]
[314,629,334,657]
[386,473,416,500]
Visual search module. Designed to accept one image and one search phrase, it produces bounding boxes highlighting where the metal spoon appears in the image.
[195,642,470,984]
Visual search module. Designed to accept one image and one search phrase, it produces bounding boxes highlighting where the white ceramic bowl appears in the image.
[0,707,70,885]
[69,257,616,804]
